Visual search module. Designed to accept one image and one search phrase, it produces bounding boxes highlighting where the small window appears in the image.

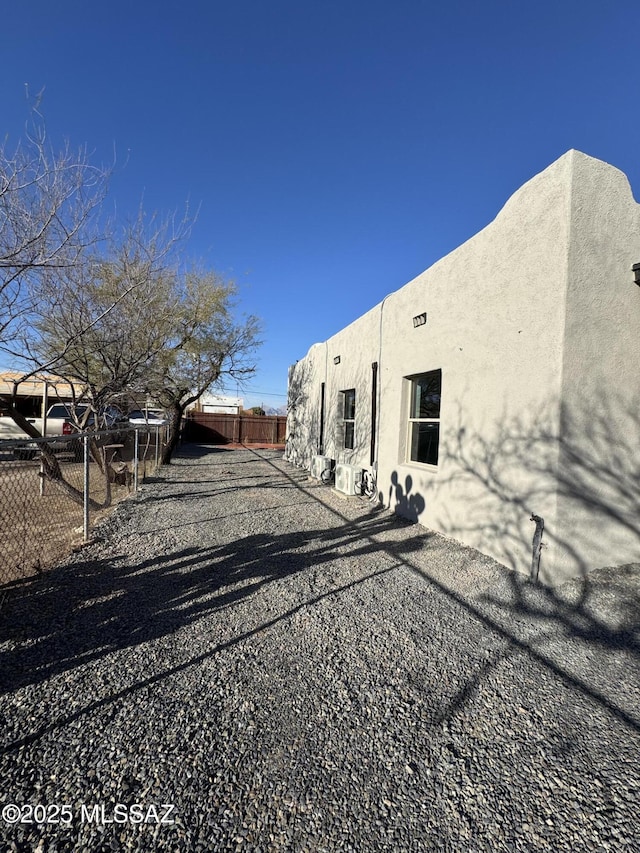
[407,370,441,465]
[342,389,355,450]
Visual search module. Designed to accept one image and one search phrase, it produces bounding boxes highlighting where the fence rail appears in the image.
[0,424,168,585]
[184,411,286,445]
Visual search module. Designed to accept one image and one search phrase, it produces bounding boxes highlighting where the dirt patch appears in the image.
[0,436,162,584]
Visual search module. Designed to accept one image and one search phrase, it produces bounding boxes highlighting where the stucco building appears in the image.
[285,151,640,584]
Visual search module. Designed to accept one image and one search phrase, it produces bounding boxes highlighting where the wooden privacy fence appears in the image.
[184,412,287,445]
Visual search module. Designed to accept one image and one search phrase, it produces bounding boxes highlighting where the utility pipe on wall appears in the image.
[530,513,544,581]
[372,293,390,479]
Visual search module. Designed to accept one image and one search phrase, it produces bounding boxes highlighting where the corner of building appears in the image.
[549,151,640,582]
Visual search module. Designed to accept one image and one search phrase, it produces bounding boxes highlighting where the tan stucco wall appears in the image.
[286,151,640,583]
[323,304,382,468]
[287,304,384,469]
[286,342,327,469]
[551,152,640,579]
[377,153,573,578]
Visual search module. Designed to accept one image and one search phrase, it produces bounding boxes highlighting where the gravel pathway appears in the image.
[0,445,639,852]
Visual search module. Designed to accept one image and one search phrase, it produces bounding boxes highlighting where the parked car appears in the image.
[46,403,127,430]
[128,409,168,426]
[3,403,128,460]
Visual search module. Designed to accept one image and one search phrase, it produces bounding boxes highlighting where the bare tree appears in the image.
[0,101,112,447]
[0,104,258,482]
[33,211,188,414]
[35,247,259,466]
[141,270,261,463]
[0,102,109,356]
[0,210,187,504]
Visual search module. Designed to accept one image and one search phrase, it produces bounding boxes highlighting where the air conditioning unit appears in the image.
[335,463,363,496]
[310,455,334,482]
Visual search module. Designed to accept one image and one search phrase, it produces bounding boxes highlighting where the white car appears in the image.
[128,410,167,426]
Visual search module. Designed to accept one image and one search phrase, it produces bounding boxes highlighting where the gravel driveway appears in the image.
[0,445,639,852]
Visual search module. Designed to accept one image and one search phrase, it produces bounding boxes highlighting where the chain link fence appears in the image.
[0,425,168,585]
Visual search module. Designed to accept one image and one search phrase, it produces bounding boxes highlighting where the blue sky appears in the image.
[2,1,639,410]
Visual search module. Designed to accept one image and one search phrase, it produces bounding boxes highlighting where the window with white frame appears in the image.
[342,388,355,450]
[407,369,441,465]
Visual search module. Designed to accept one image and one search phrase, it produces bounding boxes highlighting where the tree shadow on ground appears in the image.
[480,560,640,651]
[374,387,640,734]
[1,442,639,757]
[0,508,427,699]
[423,394,640,673]
[263,448,640,734]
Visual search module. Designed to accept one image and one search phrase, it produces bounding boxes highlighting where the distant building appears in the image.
[190,393,243,415]
[286,151,640,585]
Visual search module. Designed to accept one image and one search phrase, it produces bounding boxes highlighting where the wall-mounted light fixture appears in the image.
[333,355,341,365]
[633,263,640,286]
[413,312,427,327]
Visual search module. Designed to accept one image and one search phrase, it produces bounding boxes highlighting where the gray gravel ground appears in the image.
[0,445,639,852]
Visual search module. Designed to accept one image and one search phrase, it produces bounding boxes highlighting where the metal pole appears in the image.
[134,427,139,492]
[39,381,49,497]
[155,425,159,470]
[83,434,90,542]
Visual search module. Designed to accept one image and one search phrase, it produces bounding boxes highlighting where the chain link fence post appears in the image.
[133,428,139,493]
[83,433,90,542]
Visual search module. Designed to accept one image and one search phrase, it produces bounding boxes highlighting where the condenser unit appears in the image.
[334,463,363,496]
[310,455,334,482]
